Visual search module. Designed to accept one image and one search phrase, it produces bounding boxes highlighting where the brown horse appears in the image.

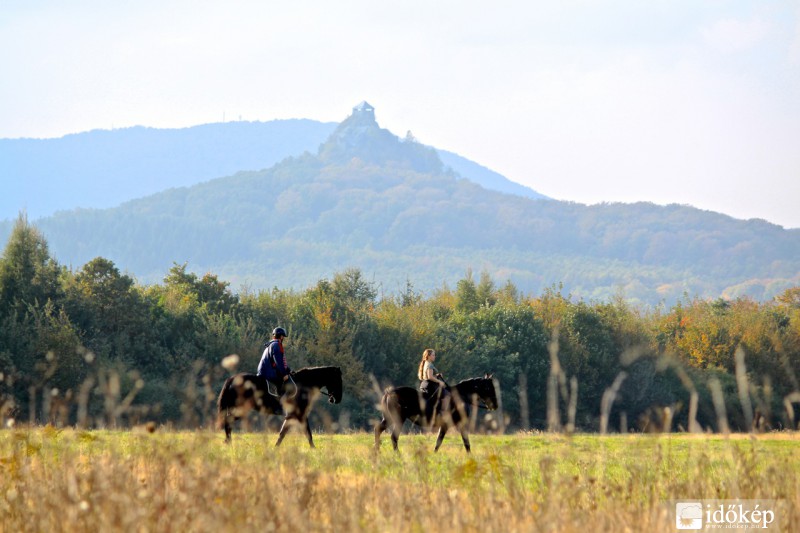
[216,366,343,446]
[375,374,498,453]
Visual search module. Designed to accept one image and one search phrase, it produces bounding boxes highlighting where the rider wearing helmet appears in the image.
[257,327,292,394]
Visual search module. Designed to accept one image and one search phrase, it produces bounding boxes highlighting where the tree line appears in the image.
[1,214,799,433]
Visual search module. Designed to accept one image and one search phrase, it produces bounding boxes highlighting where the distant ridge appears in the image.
[439,150,547,200]
[0,119,337,220]
[0,105,545,221]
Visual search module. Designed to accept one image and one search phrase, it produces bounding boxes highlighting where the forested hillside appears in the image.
[1,216,799,433]
[2,103,797,306]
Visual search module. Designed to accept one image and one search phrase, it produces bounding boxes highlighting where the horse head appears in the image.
[478,373,498,410]
[325,367,343,404]
[451,374,498,411]
[294,366,343,404]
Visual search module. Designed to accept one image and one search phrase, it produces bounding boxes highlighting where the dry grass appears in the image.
[0,427,798,532]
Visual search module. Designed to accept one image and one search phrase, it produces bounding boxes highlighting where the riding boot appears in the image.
[428,388,442,428]
[425,397,435,427]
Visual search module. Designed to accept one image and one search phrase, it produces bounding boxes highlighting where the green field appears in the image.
[1,427,798,532]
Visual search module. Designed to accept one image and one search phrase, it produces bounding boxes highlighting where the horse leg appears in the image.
[390,418,404,451]
[224,416,233,443]
[276,417,291,447]
[374,417,388,448]
[304,417,315,449]
[218,410,233,443]
[459,428,471,454]
[424,399,435,431]
[434,425,449,452]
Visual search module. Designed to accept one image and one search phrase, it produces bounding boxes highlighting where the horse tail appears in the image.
[379,387,394,414]
[217,376,236,420]
[379,389,389,415]
[381,387,405,423]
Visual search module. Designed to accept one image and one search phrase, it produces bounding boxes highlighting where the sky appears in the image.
[2,1,800,228]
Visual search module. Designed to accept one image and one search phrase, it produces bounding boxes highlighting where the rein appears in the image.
[266,375,298,399]
[310,378,333,403]
[286,375,298,399]
[282,374,333,400]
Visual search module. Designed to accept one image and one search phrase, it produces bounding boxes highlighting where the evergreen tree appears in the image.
[0,213,62,318]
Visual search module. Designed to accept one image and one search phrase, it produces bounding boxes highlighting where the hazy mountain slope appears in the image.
[1,109,545,220]
[438,150,548,200]
[1,119,337,220]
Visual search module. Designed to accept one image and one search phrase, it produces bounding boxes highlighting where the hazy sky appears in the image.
[3,1,799,228]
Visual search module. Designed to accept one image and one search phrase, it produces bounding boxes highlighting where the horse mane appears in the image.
[294,365,338,374]
[454,376,488,387]
[293,366,341,382]
[292,366,342,396]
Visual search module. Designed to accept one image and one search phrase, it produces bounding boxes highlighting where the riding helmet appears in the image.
[272,327,288,338]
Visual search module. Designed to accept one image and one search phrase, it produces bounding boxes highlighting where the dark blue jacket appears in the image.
[257,339,290,382]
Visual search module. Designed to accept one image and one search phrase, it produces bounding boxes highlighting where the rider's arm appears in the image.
[270,343,290,378]
[426,366,444,385]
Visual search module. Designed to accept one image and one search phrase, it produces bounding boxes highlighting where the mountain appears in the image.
[0,105,545,221]
[1,103,798,306]
[1,119,336,220]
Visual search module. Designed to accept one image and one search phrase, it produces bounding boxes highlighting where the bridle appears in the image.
[475,398,494,410]
[463,382,496,411]
[469,392,494,410]
[320,384,339,403]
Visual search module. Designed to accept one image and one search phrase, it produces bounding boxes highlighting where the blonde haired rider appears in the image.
[417,349,449,423]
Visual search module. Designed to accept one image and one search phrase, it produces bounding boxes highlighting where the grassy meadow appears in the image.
[0,427,798,532]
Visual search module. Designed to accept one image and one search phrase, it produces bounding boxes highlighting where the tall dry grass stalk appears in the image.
[659,356,701,433]
[566,376,578,434]
[709,378,731,435]
[734,346,754,431]
[785,392,800,430]
[546,330,561,432]
[518,374,529,432]
[545,329,572,434]
[492,377,504,434]
[599,372,627,435]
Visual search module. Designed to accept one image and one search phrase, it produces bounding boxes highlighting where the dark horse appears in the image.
[216,366,343,447]
[375,373,498,453]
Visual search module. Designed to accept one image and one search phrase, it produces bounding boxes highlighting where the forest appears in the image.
[2,214,799,434]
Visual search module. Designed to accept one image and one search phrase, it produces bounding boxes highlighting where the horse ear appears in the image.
[484,372,493,379]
